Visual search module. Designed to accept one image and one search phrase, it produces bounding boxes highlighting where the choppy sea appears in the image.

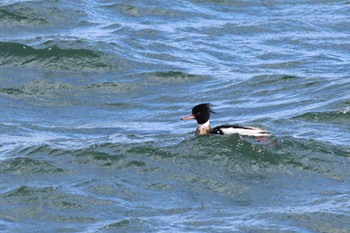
[1,0,350,232]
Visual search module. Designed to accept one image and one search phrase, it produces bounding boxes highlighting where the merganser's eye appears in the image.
[197,111,201,116]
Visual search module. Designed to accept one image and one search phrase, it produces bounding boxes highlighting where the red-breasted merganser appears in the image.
[181,103,271,137]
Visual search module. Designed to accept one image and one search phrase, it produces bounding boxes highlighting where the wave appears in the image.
[0,5,47,26]
[1,133,349,233]
[294,108,350,125]
[0,42,114,71]
[0,70,207,106]
[0,0,89,28]
[141,71,208,84]
[0,156,64,175]
[2,134,349,180]
[0,79,135,106]
[0,183,109,225]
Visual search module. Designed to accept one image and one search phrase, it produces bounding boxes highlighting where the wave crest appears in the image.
[0,42,113,71]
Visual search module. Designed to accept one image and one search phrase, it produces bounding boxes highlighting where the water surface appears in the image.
[1,0,350,232]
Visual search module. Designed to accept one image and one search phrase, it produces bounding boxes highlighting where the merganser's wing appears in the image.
[212,125,271,137]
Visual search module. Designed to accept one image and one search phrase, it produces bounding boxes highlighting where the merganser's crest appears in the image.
[181,103,271,136]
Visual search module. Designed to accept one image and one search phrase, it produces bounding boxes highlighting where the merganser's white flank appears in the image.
[217,126,270,137]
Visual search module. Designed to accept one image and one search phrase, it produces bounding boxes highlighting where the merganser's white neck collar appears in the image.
[198,120,210,128]
[196,120,212,135]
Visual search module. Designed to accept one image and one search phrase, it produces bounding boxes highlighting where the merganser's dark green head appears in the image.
[181,103,215,124]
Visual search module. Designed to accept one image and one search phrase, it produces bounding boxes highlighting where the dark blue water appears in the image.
[1,0,350,232]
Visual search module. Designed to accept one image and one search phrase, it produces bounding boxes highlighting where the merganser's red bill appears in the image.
[181,114,196,120]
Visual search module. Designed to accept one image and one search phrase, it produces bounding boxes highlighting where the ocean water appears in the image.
[1,0,350,232]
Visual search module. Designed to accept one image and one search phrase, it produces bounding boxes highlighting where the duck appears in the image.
[181,103,271,137]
